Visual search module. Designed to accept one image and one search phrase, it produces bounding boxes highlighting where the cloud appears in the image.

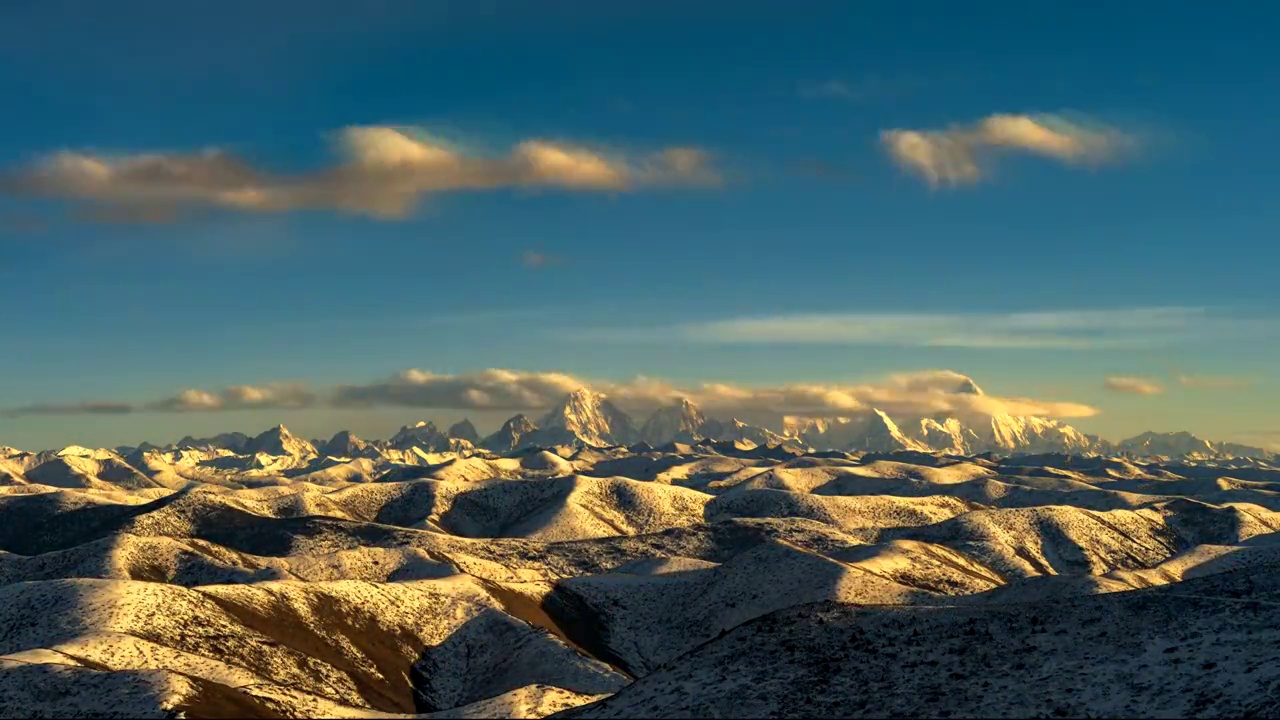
[2,126,720,223]
[1103,376,1166,395]
[333,368,586,411]
[5,369,1097,423]
[881,113,1135,186]
[146,383,317,412]
[521,250,562,268]
[331,367,1097,420]
[1175,374,1252,390]
[799,80,859,100]
[798,75,920,103]
[571,307,1241,350]
[3,401,133,418]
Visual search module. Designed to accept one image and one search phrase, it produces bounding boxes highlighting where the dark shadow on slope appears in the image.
[193,515,413,557]
[164,674,288,719]
[554,565,1280,719]
[409,607,628,713]
[202,588,425,713]
[538,537,908,679]
[579,455,697,482]
[0,485,195,554]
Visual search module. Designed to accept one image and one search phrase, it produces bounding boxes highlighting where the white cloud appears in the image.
[881,112,1135,186]
[572,307,1231,350]
[1103,376,1166,395]
[3,126,720,222]
[146,383,316,412]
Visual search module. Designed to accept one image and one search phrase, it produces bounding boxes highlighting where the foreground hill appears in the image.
[558,566,1280,718]
[1,422,1279,718]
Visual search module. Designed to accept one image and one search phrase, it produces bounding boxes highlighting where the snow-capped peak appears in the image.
[640,398,708,444]
[479,413,539,452]
[447,419,480,444]
[540,388,638,446]
[320,430,368,458]
[244,424,317,458]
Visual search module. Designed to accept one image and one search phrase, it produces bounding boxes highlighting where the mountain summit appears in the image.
[539,387,639,447]
[640,398,708,445]
[243,425,316,458]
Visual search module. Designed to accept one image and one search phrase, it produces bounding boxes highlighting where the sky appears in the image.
[1,0,1278,451]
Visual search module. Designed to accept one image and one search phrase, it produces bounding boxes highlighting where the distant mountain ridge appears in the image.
[91,389,1273,462]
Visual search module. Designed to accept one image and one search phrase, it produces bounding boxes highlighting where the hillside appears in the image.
[2,410,1280,717]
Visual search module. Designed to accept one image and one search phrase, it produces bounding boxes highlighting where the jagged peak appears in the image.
[447,418,480,443]
[254,424,294,439]
[501,413,538,430]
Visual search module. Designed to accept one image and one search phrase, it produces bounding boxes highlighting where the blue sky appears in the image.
[1,0,1277,450]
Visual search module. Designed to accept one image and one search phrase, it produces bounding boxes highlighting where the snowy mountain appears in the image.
[318,430,370,458]
[781,409,1093,456]
[447,418,481,445]
[1113,430,1273,460]
[639,398,708,445]
[456,391,1271,459]
[243,425,316,458]
[108,392,1274,465]
[701,417,793,448]
[3,422,1280,718]
[481,414,540,453]
[172,432,250,453]
[978,414,1094,454]
[537,388,639,447]
[386,421,475,453]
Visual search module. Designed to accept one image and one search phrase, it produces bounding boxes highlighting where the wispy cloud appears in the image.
[3,401,133,418]
[6,383,318,417]
[1175,374,1253,390]
[0,126,720,223]
[1103,376,1166,395]
[798,80,860,101]
[569,307,1250,350]
[798,75,921,103]
[4,369,1097,421]
[145,383,317,412]
[881,112,1136,186]
[520,250,562,269]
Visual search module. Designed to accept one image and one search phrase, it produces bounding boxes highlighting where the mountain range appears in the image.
[103,387,1272,463]
[4,402,1280,717]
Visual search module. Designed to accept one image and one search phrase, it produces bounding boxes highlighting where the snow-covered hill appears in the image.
[2,397,1279,717]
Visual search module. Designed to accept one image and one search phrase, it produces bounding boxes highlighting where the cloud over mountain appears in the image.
[332,367,1096,419]
[4,369,1097,421]
[1104,376,1166,395]
[1,126,719,222]
[881,113,1134,186]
